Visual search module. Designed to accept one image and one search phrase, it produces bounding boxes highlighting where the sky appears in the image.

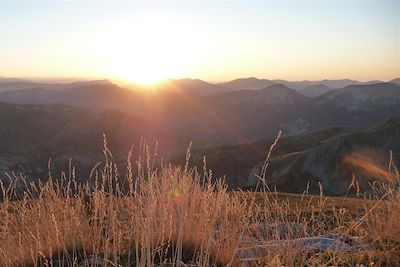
[0,1,399,83]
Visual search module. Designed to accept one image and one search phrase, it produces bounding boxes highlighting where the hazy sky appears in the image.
[0,1,399,83]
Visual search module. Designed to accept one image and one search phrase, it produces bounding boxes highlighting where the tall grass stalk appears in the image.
[0,139,399,266]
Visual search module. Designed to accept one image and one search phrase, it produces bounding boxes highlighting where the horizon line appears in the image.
[1,75,399,85]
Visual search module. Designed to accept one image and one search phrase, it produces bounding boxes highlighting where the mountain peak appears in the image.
[71,79,113,86]
[389,78,400,85]
[221,77,275,91]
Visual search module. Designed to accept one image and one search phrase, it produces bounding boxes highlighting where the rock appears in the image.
[234,223,369,264]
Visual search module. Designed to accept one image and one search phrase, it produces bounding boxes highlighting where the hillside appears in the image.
[186,118,400,196]
[0,102,180,184]
[298,84,334,97]
[282,82,400,134]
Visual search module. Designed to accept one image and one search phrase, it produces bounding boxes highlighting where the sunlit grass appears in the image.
[0,139,399,266]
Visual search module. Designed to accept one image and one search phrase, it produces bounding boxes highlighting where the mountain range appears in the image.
[0,76,399,195]
[1,78,399,144]
[1,76,398,95]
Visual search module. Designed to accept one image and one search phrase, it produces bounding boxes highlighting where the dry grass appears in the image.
[0,140,399,266]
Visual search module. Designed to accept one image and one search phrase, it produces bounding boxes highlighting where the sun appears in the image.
[108,38,184,84]
[111,59,171,85]
[93,16,207,85]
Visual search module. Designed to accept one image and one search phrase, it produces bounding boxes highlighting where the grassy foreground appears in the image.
[0,143,399,266]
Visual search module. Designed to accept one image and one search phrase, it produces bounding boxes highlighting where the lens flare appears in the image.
[342,150,395,183]
[171,187,183,198]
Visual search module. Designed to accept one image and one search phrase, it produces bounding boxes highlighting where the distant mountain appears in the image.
[0,77,33,84]
[313,82,400,112]
[126,78,231,95]
[273,79,384,90]
[204,84,308,106]
[57,79,112,88]
[169,84,312,144]
[0,79,399,146]
[281,82,400,135]
[0,81,45,92]
[220,77,276,91]
[221,77,384,93]
[0,80,148,113]
[389,78,400,86]
[298,84,334,97]
[319,79,366,89]
[160,78,232,95]
[0,79,114,93]
[194,81,400,138]
[0,101,179,184]
[271,79,349,90]
[187,118,400,196]
[0,81,309,145]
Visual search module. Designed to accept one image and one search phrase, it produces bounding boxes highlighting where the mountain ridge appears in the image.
[186,117,400,196]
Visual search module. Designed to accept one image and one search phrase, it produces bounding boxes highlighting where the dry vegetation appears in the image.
[0,139,399,266]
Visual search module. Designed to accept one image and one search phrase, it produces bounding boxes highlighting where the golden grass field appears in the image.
[0,143,399,266]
